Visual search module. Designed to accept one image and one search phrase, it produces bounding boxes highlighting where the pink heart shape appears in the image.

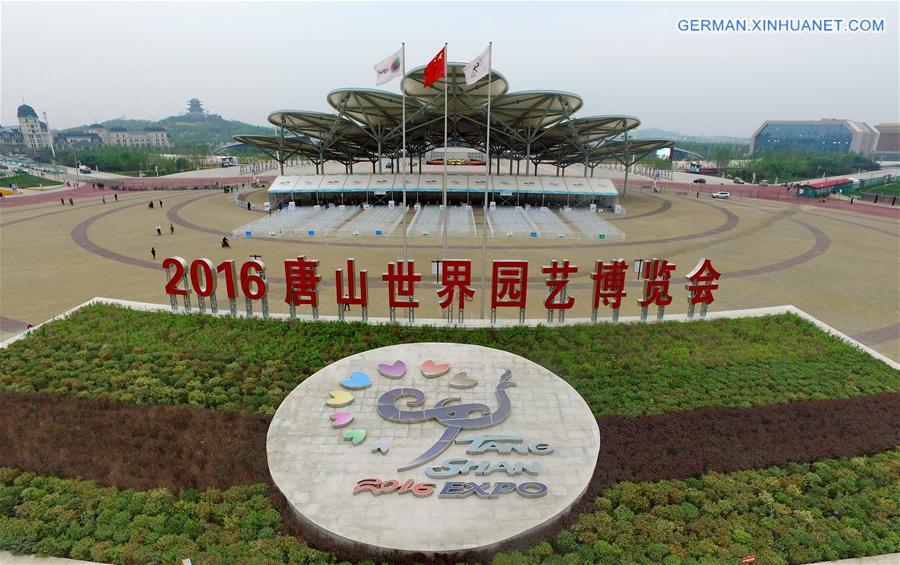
[378,360,406,379]
[421,360,450,378]
[329,412,354,428]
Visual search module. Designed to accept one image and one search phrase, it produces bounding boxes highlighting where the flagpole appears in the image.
[479,42,492,320]
[441,42,449,260]
[401,42,408,264]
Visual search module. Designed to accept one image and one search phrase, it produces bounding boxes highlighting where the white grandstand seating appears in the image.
[407,205,476,237]
[523,206,573,239]
[301,205,359,236]
[235,203,625,241]
[562,208,625,241]
[336,205,407,237]
[232,206,320,237]
[487,206,537,238]
[233,204,360,237]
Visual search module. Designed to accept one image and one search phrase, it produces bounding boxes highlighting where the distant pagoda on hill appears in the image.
[185,98,207,120]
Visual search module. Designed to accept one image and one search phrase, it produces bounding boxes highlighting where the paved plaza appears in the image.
[1,180,898,360]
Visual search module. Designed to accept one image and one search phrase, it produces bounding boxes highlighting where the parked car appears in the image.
[759,179,769,186]
[712,191,731,199]
[733,177,745,184]
[693,178,707,184]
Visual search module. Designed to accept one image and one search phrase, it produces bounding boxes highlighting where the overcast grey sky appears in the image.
[2,1,897,137]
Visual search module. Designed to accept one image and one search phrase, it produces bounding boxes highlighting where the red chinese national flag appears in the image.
[423,46,446,88]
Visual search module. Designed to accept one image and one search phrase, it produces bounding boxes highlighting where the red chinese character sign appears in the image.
[163,257,267,317]
[241,259,268,317]
[162,255,722,323]
[591,259,628,322]
[285,256,320,319]
[491,260,528,323]
[216,259,239,316]
[638,258,676,321]
[190,258,217,314]
[162,256,190,312]
[542,260,578,323]
[382,260,422,323]
[685,258,721,318]
[436,260,475,322]
[336,258,368,322]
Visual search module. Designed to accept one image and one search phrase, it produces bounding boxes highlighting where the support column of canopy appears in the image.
[278,117,285,175]
[622,124,631,197]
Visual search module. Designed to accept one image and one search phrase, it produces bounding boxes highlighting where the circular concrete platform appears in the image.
[267,343,601,555]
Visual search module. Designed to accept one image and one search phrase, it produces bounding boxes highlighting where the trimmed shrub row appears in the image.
[2,449,897,564]
[1,305,897,417]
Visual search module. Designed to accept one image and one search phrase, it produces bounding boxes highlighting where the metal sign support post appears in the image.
[165,266,178,312]
[479,42,492,320]
[441,43,449,260]
[260,270,269,319]
[181,272,192,312]
[401,42,408,265]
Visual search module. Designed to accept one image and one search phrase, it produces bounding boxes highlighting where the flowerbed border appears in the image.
[3,297,896,370]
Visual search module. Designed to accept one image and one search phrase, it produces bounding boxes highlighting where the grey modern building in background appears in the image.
[749,119,879,157]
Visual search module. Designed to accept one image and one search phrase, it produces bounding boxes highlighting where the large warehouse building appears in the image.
[749,119,879,156]
[874,123,900,161]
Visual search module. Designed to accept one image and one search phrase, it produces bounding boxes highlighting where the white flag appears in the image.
[463,45,491,86]
[374,48,404,86]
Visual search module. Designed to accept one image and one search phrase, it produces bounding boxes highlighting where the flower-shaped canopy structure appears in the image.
[234,63,673,173]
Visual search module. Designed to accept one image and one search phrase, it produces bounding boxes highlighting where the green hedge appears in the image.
[1,305,897,416]
[503,449,900,565]
[2,450,897,564]
[0,471,332,565]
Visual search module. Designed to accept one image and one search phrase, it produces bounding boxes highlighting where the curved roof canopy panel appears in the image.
[403,63,509,114]
[490,91,583,132]
[234,134,375,164]
[233,134,321,160]
[326,89,424,131]
[584,139,675,164]
[235,65,672,168]
[540,116,640,146]
[269,110,355,139]
[529,116,640,156]
[268,110,377,154]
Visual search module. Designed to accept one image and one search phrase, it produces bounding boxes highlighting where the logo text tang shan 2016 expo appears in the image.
[266,343,600,555]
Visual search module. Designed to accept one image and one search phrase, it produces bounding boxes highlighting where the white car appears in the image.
[712,191,731,199]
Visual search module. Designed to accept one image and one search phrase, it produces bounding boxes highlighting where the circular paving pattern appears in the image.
[267,343,601,555]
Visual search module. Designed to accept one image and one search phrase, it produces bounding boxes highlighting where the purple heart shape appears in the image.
[378,360,406,379]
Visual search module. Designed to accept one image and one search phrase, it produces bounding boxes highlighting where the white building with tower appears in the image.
[17,103,53,152]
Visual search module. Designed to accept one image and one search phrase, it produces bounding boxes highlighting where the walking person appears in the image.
[156,224,162,236]
[114,193,118,201]
[61,198,65,206]
[149,201,154,209]
[151,247,156,260]
[69,198,74,206]
[102,196,106,204]
[159,200,163,208]
[169,223,174,235]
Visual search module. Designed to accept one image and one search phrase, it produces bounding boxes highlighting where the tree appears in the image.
[712,146,733,170]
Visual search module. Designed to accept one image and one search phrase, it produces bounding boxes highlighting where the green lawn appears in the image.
[0,174,60,189]
[854,181,900,197]
[1,304,896,417]
[2,449,897,564]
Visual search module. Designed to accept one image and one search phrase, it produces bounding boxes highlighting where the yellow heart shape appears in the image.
[326,390,354,408]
